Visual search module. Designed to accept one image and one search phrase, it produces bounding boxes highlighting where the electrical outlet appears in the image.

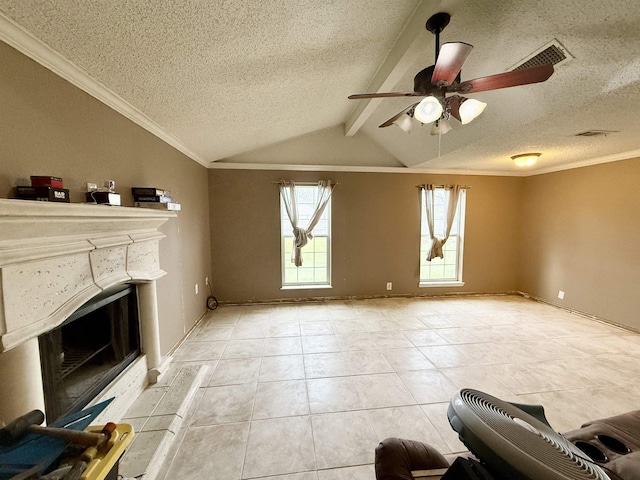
[86,182,97,192]
[195,283,199,295]
[386,282,392,290]
[558,290,565,300]
[205,277,209,285]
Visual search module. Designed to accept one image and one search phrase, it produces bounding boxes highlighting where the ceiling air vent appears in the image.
[574,130,619,137]
[509,39,573,71]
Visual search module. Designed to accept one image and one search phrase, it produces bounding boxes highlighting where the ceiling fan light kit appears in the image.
[456,98,487,124]
[414,96,443,123]
[392,112,414,133]
[511,152,541,167]
[431,118,453,136]
[348,12,554,139]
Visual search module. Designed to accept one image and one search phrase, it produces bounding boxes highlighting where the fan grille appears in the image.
[456,389,610,480]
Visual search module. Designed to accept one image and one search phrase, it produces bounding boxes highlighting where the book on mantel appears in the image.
[133,195,173,203]
[132,187,179,210]
[134,201,181,211]
[16,186,70,202]
[131,187,167,197]
[30,176,64,188]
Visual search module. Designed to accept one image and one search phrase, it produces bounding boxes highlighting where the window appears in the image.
[419,188,466,285]
[280,185,331,287]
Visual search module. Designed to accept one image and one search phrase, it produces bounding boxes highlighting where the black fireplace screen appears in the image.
[39,283,141,422]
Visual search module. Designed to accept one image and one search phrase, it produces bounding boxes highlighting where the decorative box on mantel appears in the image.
[0,199,176,422]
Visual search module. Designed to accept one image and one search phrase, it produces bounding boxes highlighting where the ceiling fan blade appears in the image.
[379,103,419,128]
[450,64,554,94]
[431,42,473,87]
[348,92,422,99]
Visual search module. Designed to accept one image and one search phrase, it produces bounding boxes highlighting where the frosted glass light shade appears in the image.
[414,96,443,123]
[430,118,452,135]
[458,98,487,124]
[393,113,413,133]
[511,153,541,167]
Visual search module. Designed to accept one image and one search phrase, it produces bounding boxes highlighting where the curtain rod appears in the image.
[416,184,471,189]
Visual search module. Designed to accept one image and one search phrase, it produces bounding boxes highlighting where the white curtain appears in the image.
[279,180,335,267]
[422,184,462,261]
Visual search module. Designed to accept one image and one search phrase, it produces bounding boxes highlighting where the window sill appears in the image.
[281,285,333,291]
[419,281,465,288]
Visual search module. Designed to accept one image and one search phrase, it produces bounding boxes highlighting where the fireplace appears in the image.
[39,284,141,422]
[0,199,176,424]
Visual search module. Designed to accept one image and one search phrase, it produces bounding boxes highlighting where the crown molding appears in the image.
[0,12,208,167]
[207,161,523,176]
[525,149,640,176]
[209,151,640,176]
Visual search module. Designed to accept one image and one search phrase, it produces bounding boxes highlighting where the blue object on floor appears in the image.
[0,398,114,480]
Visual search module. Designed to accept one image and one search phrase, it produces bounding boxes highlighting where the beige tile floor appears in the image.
[160,294,640,480]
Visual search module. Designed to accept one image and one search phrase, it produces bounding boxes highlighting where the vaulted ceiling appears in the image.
[1,0,639,175]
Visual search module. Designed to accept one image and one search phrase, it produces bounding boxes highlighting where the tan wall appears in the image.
[519,158,640,329]
[209,169,523,303]
[0,41,211,354]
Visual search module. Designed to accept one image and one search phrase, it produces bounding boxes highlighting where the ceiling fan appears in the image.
[348,12,554,135]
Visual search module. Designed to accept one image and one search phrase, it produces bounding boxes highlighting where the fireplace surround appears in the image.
[0,198,176,424]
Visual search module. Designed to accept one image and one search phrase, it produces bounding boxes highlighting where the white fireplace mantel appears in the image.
[0,198,177,422]
[0,198,176,351]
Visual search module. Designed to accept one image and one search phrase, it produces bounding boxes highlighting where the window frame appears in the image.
[418,187,466,287]
[280,183,332,289]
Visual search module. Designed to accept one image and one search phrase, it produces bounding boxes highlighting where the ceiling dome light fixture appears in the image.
[414,96,443,124]
[393,112,414,133]
[511,152,541,167]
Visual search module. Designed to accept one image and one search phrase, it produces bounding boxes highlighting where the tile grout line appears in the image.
[239,352,263,480]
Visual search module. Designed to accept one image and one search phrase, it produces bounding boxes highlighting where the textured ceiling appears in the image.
[1,0,639,175]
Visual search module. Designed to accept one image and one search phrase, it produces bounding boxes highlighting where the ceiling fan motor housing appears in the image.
[414,66,440,96]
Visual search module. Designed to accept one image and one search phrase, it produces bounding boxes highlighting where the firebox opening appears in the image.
[39,283,141,422]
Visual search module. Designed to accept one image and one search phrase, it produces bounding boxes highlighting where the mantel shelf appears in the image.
[0,198,176,245]
[0,198,173,352]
